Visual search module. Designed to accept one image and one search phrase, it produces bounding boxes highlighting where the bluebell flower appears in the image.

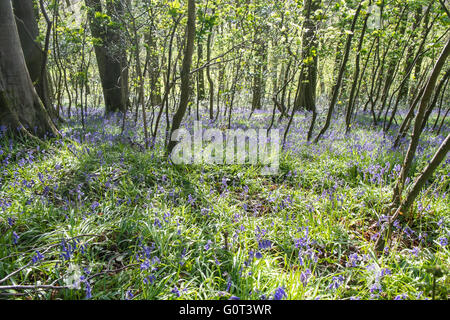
[140,260,151,270]
[91,201,99,211]
[258,239,272,250]
[438,237,448,247]
[171,286,181,297]
[380,268,391,277]
[204,240,212,251]
[226,278,232,292]
[370,282,382,294]
[180,248,187,265]
[31,251,44,264]
[346,253,359,267]
[12,231,19,245]
[409,247,419,257]
[273,287,287,300]
[328,275,344,290]
[80,275,92,299]
[143,275,156,285]
[126,290,134,300]
[7,217,15,227]
[300,269,312,287]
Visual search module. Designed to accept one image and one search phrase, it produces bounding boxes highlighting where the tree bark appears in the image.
[167,0,196,154]
[313,3,362,143]
[85,0,127,114]
[0,0,58,137]
[294,0,320,113]
[206,31,214,120]
[145,24,162,107]
[12,0,54,116]
[345,1,370,133]
[391,37,450,207]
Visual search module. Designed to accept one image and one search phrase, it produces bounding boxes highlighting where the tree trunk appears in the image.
[197,42,206,101]
[376,133,450,254]
[399,7,421,102]
[0,0,58,137]
[85,0,127,114]
[345,0,370,133]
[313,3,362,143]
[251,37,266,111]
[167,0,196,154]
[391,37,450,207]
[294,0,320,113]
[145,25,162,107]
[206,31,214,120]
[12,0,54,116]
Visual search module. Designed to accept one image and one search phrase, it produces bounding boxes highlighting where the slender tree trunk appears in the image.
[251,35,267,111]
[345,1,370,133]
[376,134,450,254]
[420,69,450,132]
[206,31,214,120]
[197,42,206,100]
[145,24,162,107]
[391,37,450,207]
[399,8,421,102]
[167,0,196,154]
[313,3,362,143]
[433,77,449,131]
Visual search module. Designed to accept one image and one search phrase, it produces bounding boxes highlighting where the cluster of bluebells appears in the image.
[80,269,92,299]
[328,275,344,291]
[171,286,187,297]
[295,226,319,266]
[300,269,312,287]
[60,239,87,261]
[367,265,392,297]
[31,251,44,264]
[272,287,287,300]
[346,253,360,268]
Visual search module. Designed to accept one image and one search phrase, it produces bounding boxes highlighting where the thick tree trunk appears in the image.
[12,0,54,115]
[294,0,320,113]
[0,0,58,137]
[85,0,127,114]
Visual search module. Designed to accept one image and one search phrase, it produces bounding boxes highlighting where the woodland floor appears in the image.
[0,102,448,300]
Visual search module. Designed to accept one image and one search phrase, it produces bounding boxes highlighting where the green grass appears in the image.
[0,109,448,300]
